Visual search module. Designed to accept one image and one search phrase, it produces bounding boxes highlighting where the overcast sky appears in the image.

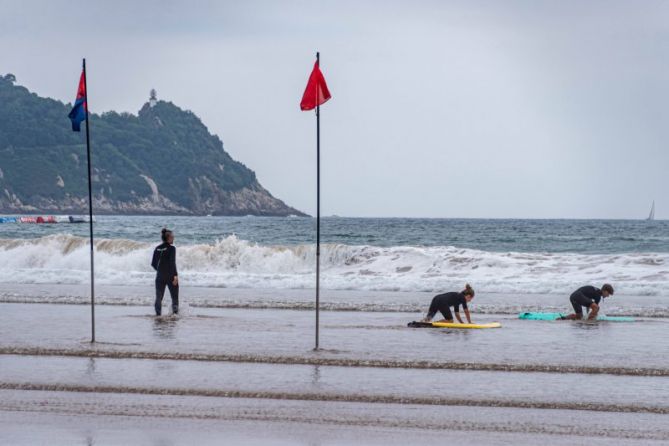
[1,0,668,218]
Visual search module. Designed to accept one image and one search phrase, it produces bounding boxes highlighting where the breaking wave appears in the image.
[3,347,669,377]
[0,234,668,296]
[2,295,667,317]
[2,382,667,414]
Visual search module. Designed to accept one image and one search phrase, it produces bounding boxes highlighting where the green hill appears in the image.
[0,73,305,216]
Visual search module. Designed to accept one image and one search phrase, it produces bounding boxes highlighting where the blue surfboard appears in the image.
[518,312,635,322]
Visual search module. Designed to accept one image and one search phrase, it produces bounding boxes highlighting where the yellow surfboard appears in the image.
[431,321,501,329]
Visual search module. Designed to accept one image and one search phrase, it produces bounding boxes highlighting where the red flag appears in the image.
[300,60,331,111]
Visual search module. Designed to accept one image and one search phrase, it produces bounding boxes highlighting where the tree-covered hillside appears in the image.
[0,74,304,216]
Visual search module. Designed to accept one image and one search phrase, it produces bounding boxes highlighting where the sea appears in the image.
[1,216,668,297]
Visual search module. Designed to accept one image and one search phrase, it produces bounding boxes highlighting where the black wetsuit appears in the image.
[427,292,468,321]
[569,286,602,315]
[151,242,179,315]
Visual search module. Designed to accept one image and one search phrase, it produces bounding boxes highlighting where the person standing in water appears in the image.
[422,284,475,324]
[563,284,614,320]
[151,228,179,316]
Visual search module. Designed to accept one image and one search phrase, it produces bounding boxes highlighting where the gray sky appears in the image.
[1,0,668,218]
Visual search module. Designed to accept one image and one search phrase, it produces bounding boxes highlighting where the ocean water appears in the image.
[0,216,668,297]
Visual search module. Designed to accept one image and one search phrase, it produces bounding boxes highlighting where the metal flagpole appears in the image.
[83,58,96,343]
[315,51,321,350]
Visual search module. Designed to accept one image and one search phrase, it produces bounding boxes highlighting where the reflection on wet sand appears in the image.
[152,316,179,340]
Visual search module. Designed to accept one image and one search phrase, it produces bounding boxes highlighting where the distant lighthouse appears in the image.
[149,89,158,107]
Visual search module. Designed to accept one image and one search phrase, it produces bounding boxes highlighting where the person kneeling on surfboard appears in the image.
[422,284,475,324]
[563,284,614,321]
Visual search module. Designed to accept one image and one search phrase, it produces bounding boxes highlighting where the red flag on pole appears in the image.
[300,60,331,111]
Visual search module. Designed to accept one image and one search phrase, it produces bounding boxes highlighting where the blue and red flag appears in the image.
[68,69,87,132]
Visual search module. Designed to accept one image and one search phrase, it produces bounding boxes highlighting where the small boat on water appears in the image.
[34,216,58,224]
[647,201,656,221]
[68,216,87,223]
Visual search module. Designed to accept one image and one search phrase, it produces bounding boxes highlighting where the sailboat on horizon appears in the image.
[647,200,656,221]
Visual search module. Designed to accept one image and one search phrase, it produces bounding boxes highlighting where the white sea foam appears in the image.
[0,234,668,295]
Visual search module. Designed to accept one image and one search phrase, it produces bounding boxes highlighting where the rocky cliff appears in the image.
[0,73,305,216]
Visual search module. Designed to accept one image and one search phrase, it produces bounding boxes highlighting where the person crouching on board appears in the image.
[421,284,475,324]
[562,284,614,321]
[151,228,179,316]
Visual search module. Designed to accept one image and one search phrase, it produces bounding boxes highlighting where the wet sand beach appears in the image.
[1,286,668,444]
